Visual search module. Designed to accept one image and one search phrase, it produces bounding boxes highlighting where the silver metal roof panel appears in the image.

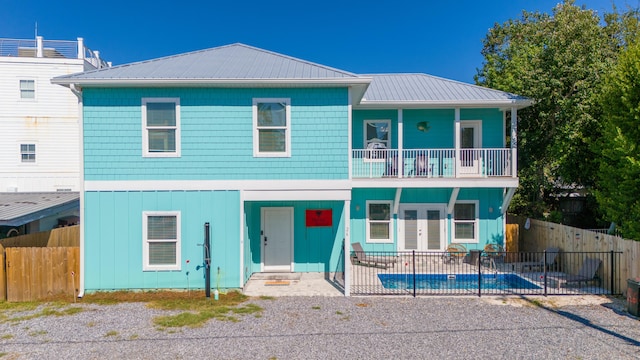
[0,192,79,227]
[360,74,530,107]
[54,43,360,81]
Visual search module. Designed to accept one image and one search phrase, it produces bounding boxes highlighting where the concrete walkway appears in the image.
[243,272,344,297]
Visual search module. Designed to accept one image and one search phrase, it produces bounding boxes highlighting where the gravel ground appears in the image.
[1,295,638,359]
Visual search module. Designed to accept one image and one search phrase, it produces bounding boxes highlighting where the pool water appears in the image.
[378,273,541,290]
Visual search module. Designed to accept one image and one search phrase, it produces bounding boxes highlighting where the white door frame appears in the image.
[260,207,294,272]
[459,120,482,176]
[398,204,447,251]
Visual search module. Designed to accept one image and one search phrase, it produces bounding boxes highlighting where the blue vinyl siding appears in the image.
[353,108,505,150]
[350,188,398,252]
[403,109,455,148]
[84,190,241,291]
[351,110,398,149]
[455,188,506,250]
[350,187,506,251]
[460,108,504,147]
[243,201,345,279]
[83,87,349,181]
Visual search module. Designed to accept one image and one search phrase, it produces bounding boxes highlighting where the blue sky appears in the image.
[0,0,632,82]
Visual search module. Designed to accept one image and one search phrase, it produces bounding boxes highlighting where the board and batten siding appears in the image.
[243,201,345,279]
[0,58,85,192]
[83,190,241,291]
[82,87,350,181]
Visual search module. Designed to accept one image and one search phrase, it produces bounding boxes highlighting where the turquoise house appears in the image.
[53,44,531,296]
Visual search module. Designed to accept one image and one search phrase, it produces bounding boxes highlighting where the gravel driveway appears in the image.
[1,295,638,359]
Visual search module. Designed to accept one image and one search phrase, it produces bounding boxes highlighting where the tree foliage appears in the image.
[475,0,638,226]
[596,40,640,239]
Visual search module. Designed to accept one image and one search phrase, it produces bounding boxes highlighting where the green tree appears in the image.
[596,40,640,239]
[475,0,636,226]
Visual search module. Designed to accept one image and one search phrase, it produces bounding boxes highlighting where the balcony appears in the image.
[352,149,515,179]
[0,37,110,69]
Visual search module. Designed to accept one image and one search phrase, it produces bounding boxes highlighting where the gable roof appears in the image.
[359,74,531,109]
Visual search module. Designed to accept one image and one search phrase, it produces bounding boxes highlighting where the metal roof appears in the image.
[53,43,361,82]
[0,192,79,227]
[52,44,531,108]
[359,74,532,108]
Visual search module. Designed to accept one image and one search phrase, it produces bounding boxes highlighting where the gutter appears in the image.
[70,83,86,298]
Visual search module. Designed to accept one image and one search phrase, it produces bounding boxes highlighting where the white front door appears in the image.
[459,121,482,176]
[399,205,446,251]
[262,207,293,272]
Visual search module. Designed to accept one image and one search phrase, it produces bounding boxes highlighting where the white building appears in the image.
[0,36,109,192]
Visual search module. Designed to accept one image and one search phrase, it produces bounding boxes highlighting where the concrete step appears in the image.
[250,272,302,281]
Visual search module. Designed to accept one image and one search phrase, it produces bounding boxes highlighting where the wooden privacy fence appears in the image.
[508,214,639,293]
[0,225,79,247]
[0,226,80,302]
[4,247,79,302]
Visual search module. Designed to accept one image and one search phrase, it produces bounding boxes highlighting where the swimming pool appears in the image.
[378,273,541,290]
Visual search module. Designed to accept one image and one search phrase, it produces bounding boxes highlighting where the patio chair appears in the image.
[442,243,467,264]
[549,258,601,289]
[511,247,560,272]
[351,242,397,269]
[413,153,429,176]
[481,243,504,270]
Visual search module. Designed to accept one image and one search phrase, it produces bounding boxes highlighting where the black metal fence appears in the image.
[350,250,622,297]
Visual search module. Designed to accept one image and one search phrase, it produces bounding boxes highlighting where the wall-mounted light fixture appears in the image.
[416,121,430,132]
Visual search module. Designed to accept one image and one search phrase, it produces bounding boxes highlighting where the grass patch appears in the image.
[1,334,13,339]
[1,304,84,323]
[28,330,47,337]
[150,291,262,329]
[259,295,276,300]
[312,306,321,310]
[81,290,214,304]
[129,334,139,340]
[105,330,118,337]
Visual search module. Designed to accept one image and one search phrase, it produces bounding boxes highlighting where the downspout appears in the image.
[70,84,85,298]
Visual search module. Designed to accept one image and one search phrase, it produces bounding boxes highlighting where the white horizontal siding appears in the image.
[0,58,83,118]
[0,57,82,192]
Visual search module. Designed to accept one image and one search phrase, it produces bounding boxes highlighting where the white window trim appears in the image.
[19,79,36,101]
[253,98,291,158]
[363,120,391,162]
[363,119,391,149]
[18,142,37,165]
[142,98,181,158]
[366,200,393,244]
[142,211,181,271]
[452,200,479,243]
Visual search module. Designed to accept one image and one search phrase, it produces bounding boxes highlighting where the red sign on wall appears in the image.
[306,209,332,227]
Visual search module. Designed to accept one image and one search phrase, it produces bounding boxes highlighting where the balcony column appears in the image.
[77,37,84,60]
[510,107,518,177]
[398,109,403,178]
[36,36,43,57]
[454,108,461,177]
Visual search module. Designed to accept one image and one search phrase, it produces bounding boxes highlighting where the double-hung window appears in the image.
[20,80,35,99]
[143,211,181,271]
[366,201,393,243]
[253,98,291,157]
[453,201,479,243]
[20,144,36,163]
[142,98,180,157]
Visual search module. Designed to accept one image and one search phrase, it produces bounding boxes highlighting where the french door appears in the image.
[399,204,446,251]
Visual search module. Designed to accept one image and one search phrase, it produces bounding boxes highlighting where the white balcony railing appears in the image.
[0,37,110,69]
[352,148,514,179]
